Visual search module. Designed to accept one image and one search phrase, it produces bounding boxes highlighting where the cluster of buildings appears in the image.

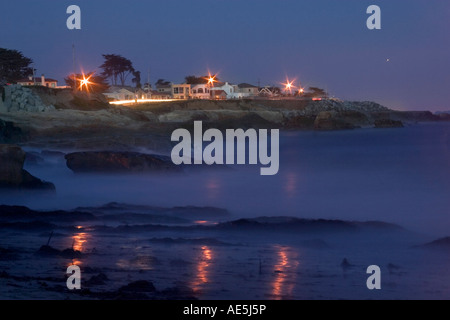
[16,74,283,102]
[103,81,262,102]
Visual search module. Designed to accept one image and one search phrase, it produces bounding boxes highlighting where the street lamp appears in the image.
[78,72,93,92]
[282,78,296,94]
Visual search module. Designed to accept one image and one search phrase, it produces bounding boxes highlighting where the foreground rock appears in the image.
[65,151,181,173]
[0,119,25,143]
[0,145,55,190]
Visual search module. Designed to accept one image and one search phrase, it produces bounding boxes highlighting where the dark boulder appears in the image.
[0,119,25,143]
[314,111,358,130]
[119,280,156,293]
[86,273,109,286]
[65,151,181,173]
[374,119,404,128]
[0,144,55,190]
[36,245,83,258]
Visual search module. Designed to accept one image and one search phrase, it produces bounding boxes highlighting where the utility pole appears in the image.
[32,64,36,86]
[72,44,76,93]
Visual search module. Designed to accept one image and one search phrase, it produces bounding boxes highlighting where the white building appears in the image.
[190,84,211,99]
[210,82,239,99]
[103,86,136,101]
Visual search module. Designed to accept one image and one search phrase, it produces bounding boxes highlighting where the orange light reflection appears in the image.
[272,245,299,300]
[191,246,213,292]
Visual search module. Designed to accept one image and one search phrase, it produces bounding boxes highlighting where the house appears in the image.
[135,88,152,100]
[208,82,259,99]
[210,90,228,100]
[190,84,211,99]
[150,91,172,100]
[238,83,259,97]
[17,75,58,88]
[172,84,191,99]
[103,86,136,101]
[155,83,190,99]
[210,82,238,99]
[156,84,172,95]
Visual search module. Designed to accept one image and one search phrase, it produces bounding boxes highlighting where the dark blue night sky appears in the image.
[1,0,449,111]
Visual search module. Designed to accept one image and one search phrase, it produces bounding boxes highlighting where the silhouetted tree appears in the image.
[0,48,33,84]
[305,87,327,98]
[185,75,220,85]
[99,54,134,86]
[155,79,171,86]
[132,70,141,89]
[185,75,207,85]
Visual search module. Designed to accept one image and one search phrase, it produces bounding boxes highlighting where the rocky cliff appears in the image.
[0,87,447,151]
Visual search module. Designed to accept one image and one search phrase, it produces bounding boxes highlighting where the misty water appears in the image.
[3,122,449,237]
[1,122,450,300]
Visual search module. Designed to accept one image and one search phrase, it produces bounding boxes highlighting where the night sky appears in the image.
[1,0,449,111]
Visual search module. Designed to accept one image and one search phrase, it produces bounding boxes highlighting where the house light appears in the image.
[78,72,93,91]
[283,78,296,92]
[205,73,218,86]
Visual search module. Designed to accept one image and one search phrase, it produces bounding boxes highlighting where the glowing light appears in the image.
[282,78,296,93]
[78,72,94,91]
[109,99,178,105]
[272,245,299,300]
[191,246,214,292]
[72,232,88,252]
[205,72,218,87]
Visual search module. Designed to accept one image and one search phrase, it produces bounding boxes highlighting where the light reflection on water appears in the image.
[191,246,214,293]
[271,245,300,300]
[205,176,221,200]
[283,172,298,198]
[64,228,92,267]
[72,232,89,252]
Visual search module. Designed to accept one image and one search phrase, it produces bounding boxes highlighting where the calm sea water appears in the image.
[3,122,450,237]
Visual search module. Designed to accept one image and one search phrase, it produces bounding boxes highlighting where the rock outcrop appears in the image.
[314,111,358,130]
[2,85,55,112]
[65,151,181,173]
[374,119,404,128]
[0,144,55,190]
[0,119,25,143]
[422,237,450,249]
